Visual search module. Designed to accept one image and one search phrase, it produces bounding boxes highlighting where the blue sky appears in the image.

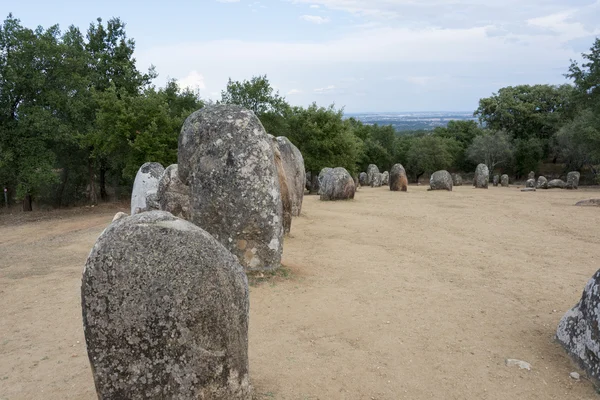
[5,0,600,112]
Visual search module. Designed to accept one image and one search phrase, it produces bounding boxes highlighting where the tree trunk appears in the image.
[100,161,107,201]
[88,159,98,205]
[309,171,319,195]
[57,168,69,208]
[23,194,32,212]
[415,171,424,184]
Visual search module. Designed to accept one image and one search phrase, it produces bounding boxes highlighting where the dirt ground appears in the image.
[1,185,600,399]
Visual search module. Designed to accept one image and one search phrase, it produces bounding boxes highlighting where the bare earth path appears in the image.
[1,186,599,399]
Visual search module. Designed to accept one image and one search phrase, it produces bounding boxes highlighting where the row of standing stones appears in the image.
[82,105,314,399]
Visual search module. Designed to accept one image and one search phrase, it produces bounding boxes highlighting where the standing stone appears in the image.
[268,135,292,235]
[501,174,509,187]
[317,168,333,195]
[82,211,251,399]
[493,175,499,187]
[178,105,283,271]
[557,269,600,388]
[367,164,381,187]
[389,164,408,192]
[528,171,535,180]
[429,170,453,191]
[157,164,191,220]
[131,162,164,215]
[474,164,489,189]
[359,172,368,187]
[548,179,567,189]
[276,136,305,216]
[319,167,356,201]
[382,171,390,186]
[451,173,463,186]
[305,171,312,192]
[536,176,548,189]
[526,179,536,188]
[567,171,581,190]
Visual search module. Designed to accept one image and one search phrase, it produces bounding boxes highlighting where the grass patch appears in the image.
[247,264,293,287]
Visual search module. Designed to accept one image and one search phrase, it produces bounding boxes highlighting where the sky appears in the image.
[5,0,600,112]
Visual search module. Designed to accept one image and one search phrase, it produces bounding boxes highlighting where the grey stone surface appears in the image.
[382,171,389,186]
[521,188,536,192]
[575,199,600,207]
[359,172,368,187]
[429,170,453,191]
[178,105,283,271]
[305,171,312,192]
[505,359,532,371]
[567,171,581,190]
[557,269,600,388]
[112,212,127,222]
[317,168,333,195]
[536,176,548,189]
[277,136,305,217]
[493,175,499,187]
[548,179,567,189]
[451,173,463,186]
[526,179,536,188]
[131,162,165,215]
[474,164,490,189]
[389,164,408,192]
[319,167,356,201]
[82,211,251,399]
[501,174,509,187]
[367,164,381,187]
[268,135,292,236]
[157,164,191,220]
[528,171,535,180]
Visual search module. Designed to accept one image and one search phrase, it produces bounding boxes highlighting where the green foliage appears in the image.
[467,131,513,174]
[514,137,543,177]
[404,135,458,181]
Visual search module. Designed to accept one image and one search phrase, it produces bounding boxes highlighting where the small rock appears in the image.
[521,188,536,192]
[570,372,580,380]
[505,359,532,371]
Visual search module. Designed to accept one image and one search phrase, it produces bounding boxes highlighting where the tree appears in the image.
[467,131,513,174]
[566,37,600,112]
[554,109,600,177]
[405,135,457,182]
[433,120,484,172]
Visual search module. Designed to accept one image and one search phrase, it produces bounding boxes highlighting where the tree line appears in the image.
[1,13,599,210]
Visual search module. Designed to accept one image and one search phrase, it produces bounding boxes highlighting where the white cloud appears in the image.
[287,89,303,95]
[177,71,206,91]
[314,85,336,93]
[300,15,331,24]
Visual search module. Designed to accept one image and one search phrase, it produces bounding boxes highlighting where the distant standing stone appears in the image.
[548,179,567,189]
[305,171,312,192]
[451,173,463,186]
[521,188,536,192]
[526,179,536,188]
[528,171,535,180]
[501,174,509,187]
[382,171,390,186]
[319,167,356,201]
[575,199,600,207]
[359,172,368,187]
[276,136,305,216]
[367,164,381,187]
[178,105,283,271]
[82,211,251,399]
[389,164,408,192]
[536,176,548,189]
[429,170,453,191]
[474,164,489,189]
[567,171,580,190]
[157,164,191,220]
[131,162,164,215]
[493,175,499,187]
[557,268,600,388]
[317,168,333,195]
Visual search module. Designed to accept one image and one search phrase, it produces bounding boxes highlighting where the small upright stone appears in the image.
[526,179,536,188]
[367,164,381,187]
[536,176,548,189]
[276,136,305,216]
[429,170,453,191]
[567,171,580,190]
[319,167,356,201]
[359,172,368,187]
[474,164,489,189]
[131,162,165,215]
[528,171,535,180]
[157,164,191,220]
[382,171,390,186]
[493,175,499,187]
[501,174,509,187]
[389,164,408,192]
[451,173,463,186]
[82,211,251,399]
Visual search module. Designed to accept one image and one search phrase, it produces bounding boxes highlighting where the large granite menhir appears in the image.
[389,164,408,192]
[131,162,164,215]
[157,164,190,220]
[367,164,381,187]
[178,105,283,271]
[429,170,453,191]
[474,164,489,189]
[319,167,356,201]
[276,136,305,217]
[81,211,251,399]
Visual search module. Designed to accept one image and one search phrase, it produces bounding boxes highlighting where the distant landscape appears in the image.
[345,111,477,131]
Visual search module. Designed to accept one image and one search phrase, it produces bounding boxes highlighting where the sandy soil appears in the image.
[1,186,600,399]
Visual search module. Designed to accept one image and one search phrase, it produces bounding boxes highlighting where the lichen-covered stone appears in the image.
[367,164,381,187]
[557,269,600,388]
[548,179,567,189]
[131,162,165,215]
[359,172,368,187]
[268,135,292,235]
[178,105,283,271]
[157,164,191,220]
[526,179,536,188]
[537,176,548,189]
[501,174,509,187]
[576,199,600,207]
[452,173,463,186]
[317,168,333,195]
[493,175,499,187]
[389,164,408,192]
[82,211,251,399]
[276,136,305,216]
[528,171,535,180]
[474,164,489,189]
[567,171,581,190]
[382,171,389,186]
[319,167,356,201]
[429,170,453,191]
